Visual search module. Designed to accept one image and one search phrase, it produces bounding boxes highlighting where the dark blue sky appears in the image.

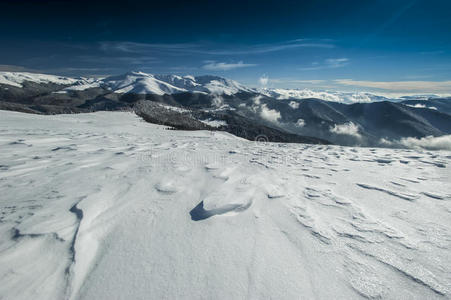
[1,0,450,93]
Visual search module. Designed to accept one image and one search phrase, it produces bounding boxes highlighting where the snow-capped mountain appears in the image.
[101,72,189,95]
[0,71,83,88]
[0,71,445,104]
[260,88,393,104]
[0,71,254,96]
[1,71,451,149]
[100,72,254,95]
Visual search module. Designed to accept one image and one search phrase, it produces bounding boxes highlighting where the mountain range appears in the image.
[1,71,450,149]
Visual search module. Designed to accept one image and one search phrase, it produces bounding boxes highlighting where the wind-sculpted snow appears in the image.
[0,111,450,299]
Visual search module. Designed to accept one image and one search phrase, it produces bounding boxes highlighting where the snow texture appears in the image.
[0,110,450,299]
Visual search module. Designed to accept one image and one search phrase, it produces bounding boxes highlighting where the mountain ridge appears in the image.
[1,71,451,149]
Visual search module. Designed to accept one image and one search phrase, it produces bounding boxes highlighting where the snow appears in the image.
[102,71,188,95]
[101,72,252,95]
[261,88,394,103]
[199,118,227,127]
[0,110,451,299]
[2,71,448,102]
[0,72,80,88]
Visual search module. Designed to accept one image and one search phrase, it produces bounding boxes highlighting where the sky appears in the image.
[0,0,450,93]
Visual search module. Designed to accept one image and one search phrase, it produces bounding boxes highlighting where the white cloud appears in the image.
[288,79,326,84]
[288,101,299,109]
[300,58,349,71]
[335,79,451,93]
[253,95,262,105]
[330,122,362,138]
[295,119,305,127]
[100,39,335,56]
[325,58,349,67]
[260,104,281,123]
[405,103,438,110]
[212,95,223,107]
[202,61,257,71]
[259,75,269,86]
[381,135,451,151]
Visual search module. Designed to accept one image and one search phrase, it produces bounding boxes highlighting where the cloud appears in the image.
[295,119,306,127]
[202,61,257,71]
[100,39,335,56]
[300,58,349,71]
[380,135,451,151]
[204,40,335,55]
[404,103,438,110]
[288,80,326,84]
[259,75,269,86]
[99,41,198,54]
[75,55,158,67]
[335,79,451,93]
[260,104,281,123]
[288,101,299,109]
[253,95,262,105]
[330,122,362,138]
[325,58,349,67]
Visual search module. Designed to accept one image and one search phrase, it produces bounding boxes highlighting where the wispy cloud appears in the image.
[335,79,451,92]
[259,75,269,86]
[100,39,335,56]
[288,79,327,84]
[78,55,158,65]
[300,58,349,71]
[202,61,257,71]
[202,40,335,55]
[99,41,198,54]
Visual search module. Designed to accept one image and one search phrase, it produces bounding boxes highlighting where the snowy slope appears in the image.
[0,71,254,95]
[0,72,81,88]
[102,71,189,95]
[101,72,253,95]
[0,110,450,299]
[1,71,447,102]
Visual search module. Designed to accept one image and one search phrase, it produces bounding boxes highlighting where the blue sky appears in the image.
[1,0,450,93]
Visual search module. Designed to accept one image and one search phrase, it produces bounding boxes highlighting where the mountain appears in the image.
[0,71,83,88]
[260,88,394,104]
[400,97,451,115]
[101,72,189,95]
[101,72,254,95]
[1,71,451,149]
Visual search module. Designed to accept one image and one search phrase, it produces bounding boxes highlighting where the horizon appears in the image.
[1,0,451,94]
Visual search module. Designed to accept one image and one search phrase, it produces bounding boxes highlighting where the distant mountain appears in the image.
[2,70,448,103]
[400,98,451,115]
[0,71,85,88]
[260,88,393,104]
[1,71,451,148]
[101,72,188,95]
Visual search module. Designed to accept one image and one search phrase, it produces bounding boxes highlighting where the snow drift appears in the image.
[0,110,450,299]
